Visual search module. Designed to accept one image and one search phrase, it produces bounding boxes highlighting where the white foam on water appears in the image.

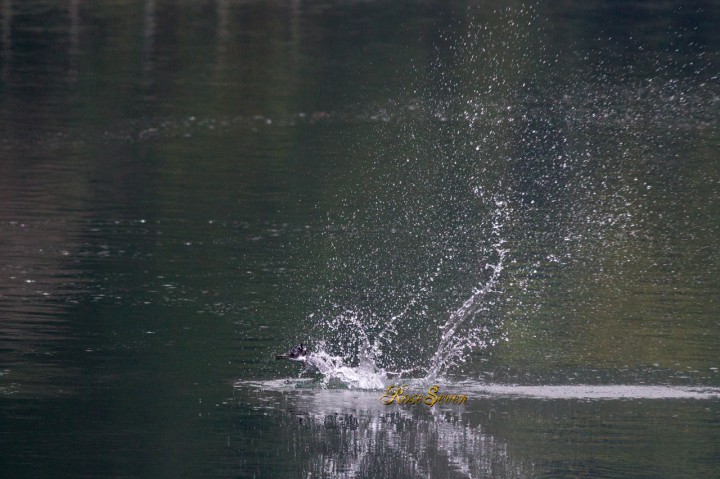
[305,350,387,390]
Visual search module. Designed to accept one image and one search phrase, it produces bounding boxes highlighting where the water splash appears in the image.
[298,192,512,389]
[287,3,720,389]
[426,199,509,380]
[304,348,386,390]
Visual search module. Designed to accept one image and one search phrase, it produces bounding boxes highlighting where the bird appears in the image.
[276,343,309,361]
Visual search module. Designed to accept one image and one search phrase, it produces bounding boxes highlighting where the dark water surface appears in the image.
[2,1,719,478]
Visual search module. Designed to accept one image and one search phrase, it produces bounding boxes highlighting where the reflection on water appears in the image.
[0,141,92,396]
[235,382,532,478]
[232,381,720,478]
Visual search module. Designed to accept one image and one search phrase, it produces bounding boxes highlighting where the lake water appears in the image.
[1,1,719,478]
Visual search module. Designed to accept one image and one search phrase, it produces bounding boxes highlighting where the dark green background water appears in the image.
[1,1,719,477]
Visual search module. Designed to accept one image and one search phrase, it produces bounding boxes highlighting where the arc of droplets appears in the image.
[425,196,510,380]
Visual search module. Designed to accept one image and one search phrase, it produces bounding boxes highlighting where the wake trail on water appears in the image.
[238,377,720,400]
